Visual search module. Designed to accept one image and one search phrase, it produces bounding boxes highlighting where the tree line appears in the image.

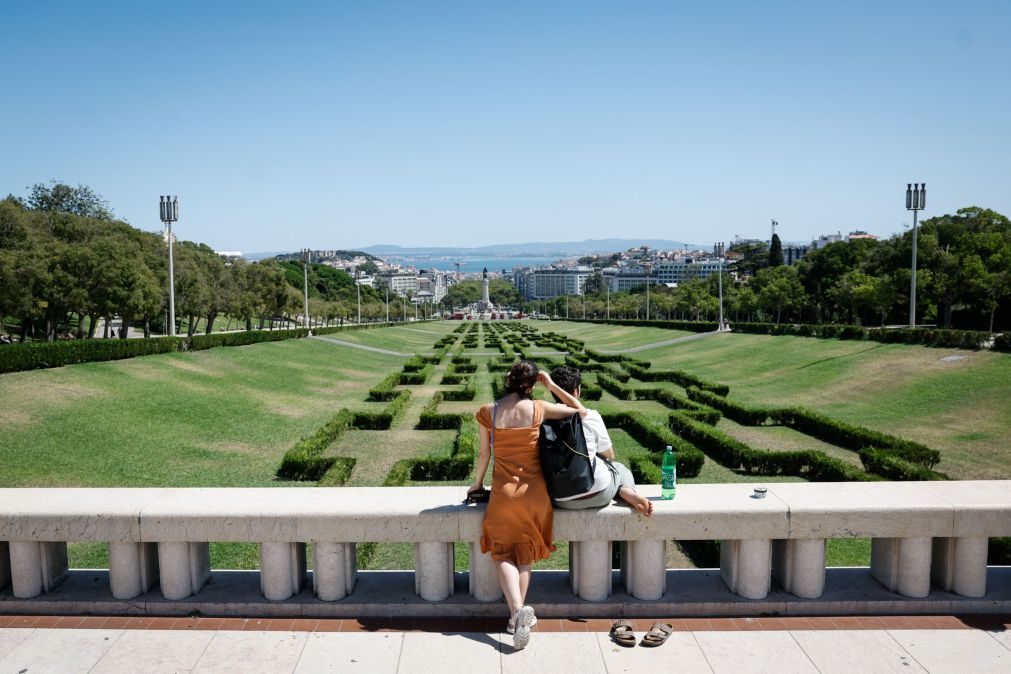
[0,183,419,342]
[527,207,1011,332]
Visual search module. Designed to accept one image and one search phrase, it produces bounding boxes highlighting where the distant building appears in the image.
[811,232,844,249]
[514,266,591,300]
[782,244,809,265]
[378,272,420,297]
[847,230,879,242]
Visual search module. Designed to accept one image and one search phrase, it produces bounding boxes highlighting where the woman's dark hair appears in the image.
[504,360,539,399]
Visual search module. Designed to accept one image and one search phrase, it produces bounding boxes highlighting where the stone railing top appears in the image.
[1,481,1009,544]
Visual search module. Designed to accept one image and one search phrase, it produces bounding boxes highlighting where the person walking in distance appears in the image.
[468,360,585,650]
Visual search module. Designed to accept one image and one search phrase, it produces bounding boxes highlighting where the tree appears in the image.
[729,241,770,277]
[754,266,805,323]
[582,270,605,295]
[768,233,784,267]
[26,181,114,220]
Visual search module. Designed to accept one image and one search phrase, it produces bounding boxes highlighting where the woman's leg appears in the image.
[517,563,532,605]
[496,560,524,616]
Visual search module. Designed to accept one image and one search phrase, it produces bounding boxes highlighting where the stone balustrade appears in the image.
[1,482,1009,616]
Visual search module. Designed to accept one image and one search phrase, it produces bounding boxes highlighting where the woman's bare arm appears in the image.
[537,371,585,411]
[469,418,492,494]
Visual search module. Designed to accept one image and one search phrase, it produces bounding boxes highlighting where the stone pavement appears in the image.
[0,615,1009,673]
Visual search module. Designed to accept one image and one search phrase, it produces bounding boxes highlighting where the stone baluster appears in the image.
[108,542,159,599]
[469,543,502,601]
[870,537,932,598]
[8,541,68,599]
[415,541,454,601]
[720,539,772,600]
[260,542,307,601]
[931,537,989,598]
[620,540,666,600]
[312,543,357,601]
[569,540,611,601]
[772,539,826,599]
[158,542,211,600]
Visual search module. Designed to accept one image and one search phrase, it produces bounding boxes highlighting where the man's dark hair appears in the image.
[549,366,582,403]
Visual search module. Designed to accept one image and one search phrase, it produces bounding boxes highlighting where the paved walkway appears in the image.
[599,329,727,354]
[1,615,1009,673]
[310,335,415,357]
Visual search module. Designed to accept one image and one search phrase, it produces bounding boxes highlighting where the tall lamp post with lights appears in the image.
[906,183,926,328]
[644,261,653,321]
[301,249,311,331]
[717,242,725,330]
[354,267,361,325]
[159,196,179,336]
[606,274,611,319]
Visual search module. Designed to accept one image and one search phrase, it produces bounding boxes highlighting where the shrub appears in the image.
[417,392,466,429]
[597,373,633,400]
[315,457,357,486]
[276,408,355,481]
[634,388,721,424]
[442,378,476,402]
[352,390,411,429]
[667,411,748,467]
[992,334,1011,352]
[627,452,662,485]
[772,407,940,468]
[990,537,1011,565]
[401,356,427,372]
[622,363,729,396]
[0,335,181,374]
[399,364,432,385]
[367,372,402,401]
[858,447,949,480]
[602,411,704,477]
[686,387,771,425]
[580,383,602,401]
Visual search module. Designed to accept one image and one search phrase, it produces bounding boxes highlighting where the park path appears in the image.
[598,329,727,354]
[310,334,415,357]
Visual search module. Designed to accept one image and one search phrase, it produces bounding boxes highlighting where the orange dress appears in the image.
[475,400,556,565]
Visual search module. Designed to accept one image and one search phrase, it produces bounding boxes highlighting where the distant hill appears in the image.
[361,238,700,258]
[245,250,382,262]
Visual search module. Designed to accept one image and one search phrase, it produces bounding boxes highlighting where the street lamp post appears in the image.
[159,196,179,336]
[606,276,610,319]
[354,267,361,325]
[906,183,926,328]
[644,261,653,321]
[717,243,725,330]
[301,249,311,331]
[385,286,390,324]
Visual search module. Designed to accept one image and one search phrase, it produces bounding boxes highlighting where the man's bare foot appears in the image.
[618,487,654,517]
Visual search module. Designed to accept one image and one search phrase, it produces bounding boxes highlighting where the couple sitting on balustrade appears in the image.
[466,360,653,650]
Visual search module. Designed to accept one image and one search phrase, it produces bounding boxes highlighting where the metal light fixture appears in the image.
[159,196,179,336]
[301,249,311,331]
[906,183,926,328]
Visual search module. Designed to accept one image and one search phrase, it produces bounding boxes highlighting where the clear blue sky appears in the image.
[3,1,1009,252]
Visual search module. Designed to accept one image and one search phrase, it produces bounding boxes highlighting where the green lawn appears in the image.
[3,319,1008,573]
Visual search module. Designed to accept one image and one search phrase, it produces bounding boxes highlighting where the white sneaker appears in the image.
[512,606,536,650]
[506,613,538,634]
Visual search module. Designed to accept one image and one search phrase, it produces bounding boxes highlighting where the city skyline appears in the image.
[3,1,1009,251]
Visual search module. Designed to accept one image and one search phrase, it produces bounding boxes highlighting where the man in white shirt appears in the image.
[538,367,653,517]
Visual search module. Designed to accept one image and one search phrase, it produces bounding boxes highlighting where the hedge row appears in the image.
[994,334,1011,352]
[730,322,991,349]
[627,452,663,485]
[417,391,468,429]
[601,410,704,477]
[367,372,402,401]
[584,348,651,367]
[352,389,412,429]
[276,408,355,481]
[386,418,478,485]
[634,388,721,425]
[570,318,995,350]
[0,322,404,375]
[685,387,771,425]
[443,378,477,401]
[315,457,358,486]
[398,364,433,385]
[597,373,632,400]
[858,447,949,481]
[771,407,941,468]
[622,362,729,396]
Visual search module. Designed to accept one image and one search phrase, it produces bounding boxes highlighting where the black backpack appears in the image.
[539,413,596,499]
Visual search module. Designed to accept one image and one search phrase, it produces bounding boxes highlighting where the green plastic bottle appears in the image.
[661,445,676,500]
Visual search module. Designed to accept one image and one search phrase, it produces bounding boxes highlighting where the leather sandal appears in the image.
[609,619,636,647]
[640,622,673,647]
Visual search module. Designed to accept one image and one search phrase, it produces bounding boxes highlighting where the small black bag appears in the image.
[539,413,596,499]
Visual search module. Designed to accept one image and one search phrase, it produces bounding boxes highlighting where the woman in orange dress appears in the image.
[468,360,585,650]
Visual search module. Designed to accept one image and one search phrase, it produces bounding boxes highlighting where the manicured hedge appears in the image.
[571,319,718,333]
[352,390,411,429]
[771,407,941,468]
[276,408,355,481]
[398,364,432,385]
[597,373,633,400]
[601,410,704,477]
[443,378,477,401]
[667,411,878,481]
[386,418,478,485]
[633,388,721,425]
[367,372,402,401]
[993,334,1011,352]
[686,387,771,425]
[622,363,729,396]
[315,457,357,486]
[417,392,466,429]
[0,321,408,374]
[858,447,949,481]
[730,322,991,349]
